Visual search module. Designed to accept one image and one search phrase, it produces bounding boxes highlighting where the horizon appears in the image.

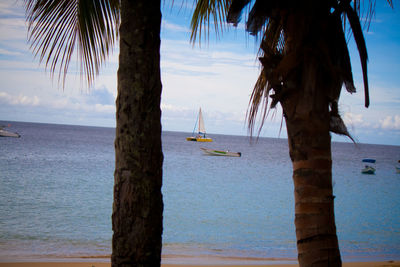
[3,119,399,147]
[0,0,399,146]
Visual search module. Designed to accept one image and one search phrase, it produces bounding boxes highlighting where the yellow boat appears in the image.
[186,136,212,142]
[186,108,213,142]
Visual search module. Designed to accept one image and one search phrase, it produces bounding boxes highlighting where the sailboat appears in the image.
[186,108,212,142]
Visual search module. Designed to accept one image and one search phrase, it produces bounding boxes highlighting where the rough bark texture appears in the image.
[112,0,163,266]
[283,102,341,267]
[279,3,342,266]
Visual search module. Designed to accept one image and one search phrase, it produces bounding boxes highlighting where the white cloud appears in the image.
[0,92,40,106]
[0,48,22,56]
[93,103,114,113]
[342,112,400,132]
[0,0,25,16]
[160,38,260,117]
[161,103,190,113]
[0,16,27,41]
[0,89,115,116]
[45,95,115,114]
[343,112,364,126]
[162,21,189,33]
[380,115,400,130]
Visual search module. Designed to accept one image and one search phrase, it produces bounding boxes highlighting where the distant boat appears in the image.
[0,125,20,138]
[396,167,400,174]
[361,165,376,174]
[361,158,376,174]
[200,147,241,157]
[186,108,212,142]
[362,159,376,163]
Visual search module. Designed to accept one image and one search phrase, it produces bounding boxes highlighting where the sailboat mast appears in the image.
[192,111,199,135]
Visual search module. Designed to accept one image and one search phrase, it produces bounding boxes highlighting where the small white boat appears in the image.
[200,147,241,157]
[361,165,375,174]
[0,125,20,138]
[361,159,376,174]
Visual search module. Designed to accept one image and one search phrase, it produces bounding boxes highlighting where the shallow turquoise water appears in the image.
[0,121,399,262]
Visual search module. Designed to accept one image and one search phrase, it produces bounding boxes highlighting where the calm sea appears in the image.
[0,121,399,263]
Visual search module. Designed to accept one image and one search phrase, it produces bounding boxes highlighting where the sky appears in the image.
[0,1,399,146]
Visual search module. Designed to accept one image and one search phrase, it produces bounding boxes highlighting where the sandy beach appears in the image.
[0,261,399,267]
[1,254,399,267]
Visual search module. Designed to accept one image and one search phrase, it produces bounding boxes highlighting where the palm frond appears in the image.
[331,11,356,94]
[226,0,250,25]
[247,67,269,136]
[340,0,393,107]
[246,0,273,35]
[247,20,284,135]
[190,0,230,44]
[343,2,369,107]
[25,0,120,87]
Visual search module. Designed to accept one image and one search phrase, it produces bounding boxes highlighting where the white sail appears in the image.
[198,108,206,134]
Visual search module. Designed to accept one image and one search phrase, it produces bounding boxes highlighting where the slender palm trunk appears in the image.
[112,0,163,266]
[280,5,342,267]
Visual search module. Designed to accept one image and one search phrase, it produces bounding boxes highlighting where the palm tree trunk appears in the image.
[284,107,342,267]
[279,6,342,267]
[112,0,163,266]
[281,56,342,267]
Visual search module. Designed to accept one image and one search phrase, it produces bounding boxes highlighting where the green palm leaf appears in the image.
[190,0,230,43]
[25,0,120,87]
[345,3,370,107]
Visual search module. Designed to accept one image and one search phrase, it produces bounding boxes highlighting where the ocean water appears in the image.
[0,121,399,263]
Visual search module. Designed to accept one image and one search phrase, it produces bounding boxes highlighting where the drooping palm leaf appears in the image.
[226,0,250,25]
[339,0,393,106]
[335,12,357,94]
[342,1,370,107]
[247,19,284,136]
[25,0,120,87]
[246,0,275,35]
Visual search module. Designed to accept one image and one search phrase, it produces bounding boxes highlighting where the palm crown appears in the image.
[191,0,393,135]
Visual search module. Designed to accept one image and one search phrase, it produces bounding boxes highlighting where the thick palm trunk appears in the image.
[279,5,342,267]
[283,106,341,267]
[112,0,163,266]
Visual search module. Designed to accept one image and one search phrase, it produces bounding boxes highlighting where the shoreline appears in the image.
[1,255,399,267]
[0,261,399,267]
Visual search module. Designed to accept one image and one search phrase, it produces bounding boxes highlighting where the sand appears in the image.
[0,260,399,267]
[1,254,398,267]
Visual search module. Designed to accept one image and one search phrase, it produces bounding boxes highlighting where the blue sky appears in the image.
[0,0,399,146]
